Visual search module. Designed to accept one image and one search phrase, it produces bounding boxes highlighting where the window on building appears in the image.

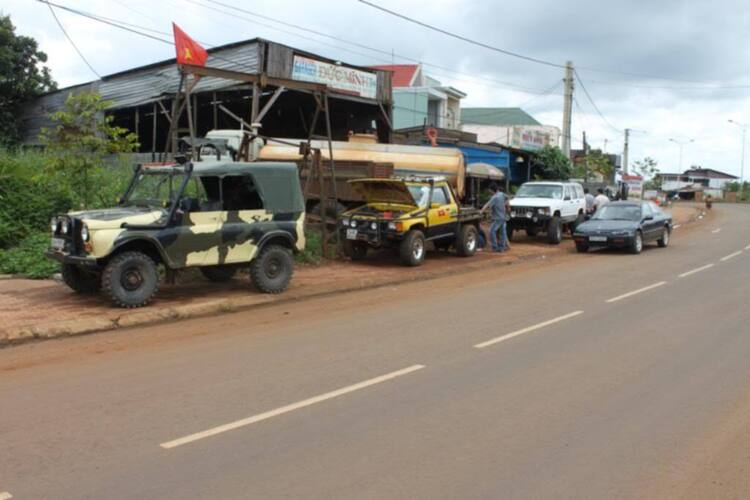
[427,100,439,127]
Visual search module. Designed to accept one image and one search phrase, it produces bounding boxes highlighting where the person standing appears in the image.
[584,188,595,215]
[482,183,510,252]
[594,188,609,212]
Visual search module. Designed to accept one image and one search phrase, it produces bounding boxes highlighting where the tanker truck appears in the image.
[186,130,502,213]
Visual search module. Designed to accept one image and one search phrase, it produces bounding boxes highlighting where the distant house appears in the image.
[657,167,738,198]
[460,107,561,152]
[369,64,466,130]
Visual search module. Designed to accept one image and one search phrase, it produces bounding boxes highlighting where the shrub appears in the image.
[0,232,59,278]
[295,229,323,265]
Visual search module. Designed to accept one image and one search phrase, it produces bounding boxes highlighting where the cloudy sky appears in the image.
[4,0,750,177]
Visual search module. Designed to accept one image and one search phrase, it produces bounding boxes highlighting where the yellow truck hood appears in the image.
[349,179,417,206]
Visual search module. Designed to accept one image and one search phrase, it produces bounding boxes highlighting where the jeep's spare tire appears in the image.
[456,224,478,257]
[200,265,237,282]
[62,264,101,294]
[250,245,294,293]
[101,251,159,308]
[399,229,426,266]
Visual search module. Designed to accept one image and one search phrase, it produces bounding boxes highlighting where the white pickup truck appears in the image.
[508,181,587,244]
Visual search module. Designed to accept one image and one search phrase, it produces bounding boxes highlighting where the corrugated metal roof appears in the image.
[460,107,541,126]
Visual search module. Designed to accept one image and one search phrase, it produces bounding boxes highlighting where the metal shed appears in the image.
[19,38,393,151]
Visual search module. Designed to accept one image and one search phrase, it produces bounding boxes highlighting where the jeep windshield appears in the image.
[408,185,432,207]
[515,184,563,199]
[592,204,641,221]
[123,168,187,208]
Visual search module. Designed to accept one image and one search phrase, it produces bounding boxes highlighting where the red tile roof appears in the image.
[369,64,419,87]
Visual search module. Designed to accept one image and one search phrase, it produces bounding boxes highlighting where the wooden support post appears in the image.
[134,106,140,145]
[185,77,197,160]
[251,82,260,123]
[323,93,340,253]
[212,91,218,129]
[151,102,157,162]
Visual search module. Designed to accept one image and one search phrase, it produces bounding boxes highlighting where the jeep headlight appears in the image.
[60,218,70,235]
[387,221,397,230]
[537,207,550,215]
[350,219,357,228]
[50,217,58,233]
[81,223,90,242]
[510,211,516,217]
[341,217,350,227]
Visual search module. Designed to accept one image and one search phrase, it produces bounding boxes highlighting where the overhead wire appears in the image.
[574,70,622,134]
[45,2,101,77]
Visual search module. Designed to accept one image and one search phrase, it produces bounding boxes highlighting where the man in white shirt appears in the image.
[593,188,609,212]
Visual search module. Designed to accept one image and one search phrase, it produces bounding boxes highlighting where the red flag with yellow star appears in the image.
[173,23,207,67]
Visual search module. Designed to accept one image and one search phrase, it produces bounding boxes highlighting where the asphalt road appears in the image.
[2,204,750,499]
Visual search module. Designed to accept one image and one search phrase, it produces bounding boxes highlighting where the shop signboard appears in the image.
[510,127,550,152]
[291,55,377,99]
[622,174,644,200]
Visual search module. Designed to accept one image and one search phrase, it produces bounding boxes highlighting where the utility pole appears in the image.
[623,128,630,174]
[561,61,574,159]
[582,130,589,183]
[668,138,694,171]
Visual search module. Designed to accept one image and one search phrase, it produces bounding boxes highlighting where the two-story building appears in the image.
[657,167,738,199]
[369,64,466,130]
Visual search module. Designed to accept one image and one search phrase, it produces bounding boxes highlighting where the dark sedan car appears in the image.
[573,201,672,254]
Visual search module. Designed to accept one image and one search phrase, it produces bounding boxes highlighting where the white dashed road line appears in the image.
[160,364,426,449]
[673,224,681,229]
[474,311,584,349]
[0,492,13,500]
[712,228,722,234]
[606,281,667,303]
[720,251,742,262]
[679,263,715,278]
[745,244,750,251]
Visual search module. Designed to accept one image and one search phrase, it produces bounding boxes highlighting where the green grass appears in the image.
[0,232,59,278]
[295,229,324,265]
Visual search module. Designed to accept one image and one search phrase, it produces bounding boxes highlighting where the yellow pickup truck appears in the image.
[338,177,482,266]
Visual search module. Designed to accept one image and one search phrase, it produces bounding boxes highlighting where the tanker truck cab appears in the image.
[339,177,481,266]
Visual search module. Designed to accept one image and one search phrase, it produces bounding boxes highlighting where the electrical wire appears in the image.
[45,2,101,77]
[357,0,565,69]
[194,0,552,94]
[574,70,622,134]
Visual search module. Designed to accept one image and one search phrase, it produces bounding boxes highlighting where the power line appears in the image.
[357,0,565,69]
[193,0,551,94]
[574,70,622,134]
[45,2,101,77]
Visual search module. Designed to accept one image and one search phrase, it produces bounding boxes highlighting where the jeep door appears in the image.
[216,174,273,264]
[562,185,578,220]
[426,184,456,238]
[164,176,224,268]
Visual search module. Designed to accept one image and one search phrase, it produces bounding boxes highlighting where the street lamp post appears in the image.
[728,119,746,200]
[668,138,695,171]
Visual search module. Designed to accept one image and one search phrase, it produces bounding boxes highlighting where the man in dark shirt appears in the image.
[482,183,510,252]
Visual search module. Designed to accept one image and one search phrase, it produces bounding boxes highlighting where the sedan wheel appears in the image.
[657,227,670,248]
[630,231,643,254]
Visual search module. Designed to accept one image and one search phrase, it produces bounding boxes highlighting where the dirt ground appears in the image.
[0,203,702,337]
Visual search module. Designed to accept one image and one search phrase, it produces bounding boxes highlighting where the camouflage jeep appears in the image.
[45,160,305,308]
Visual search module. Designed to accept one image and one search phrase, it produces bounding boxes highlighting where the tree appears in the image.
[573,149,614,181]
[532,146,572,180]
[630,157,660,179]
[41,92,138,208]
[0,14,56,146]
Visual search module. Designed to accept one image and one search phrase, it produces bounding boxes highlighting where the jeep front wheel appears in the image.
[61,264,101,294]
[547,216,563,244]
[200,265,237,282]
[399,229,426,266]
[250,245,294,293]
[101,251,159,308]
[456,224,478,257]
